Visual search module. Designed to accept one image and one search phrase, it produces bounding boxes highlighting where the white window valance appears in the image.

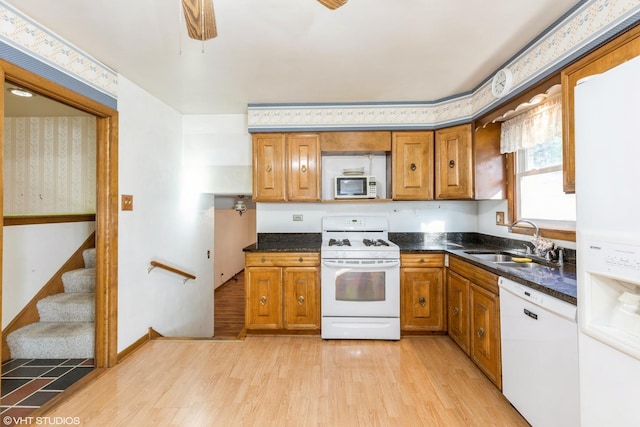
[500,96,562,154]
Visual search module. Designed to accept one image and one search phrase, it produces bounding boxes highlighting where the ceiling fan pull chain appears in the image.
[201,0,205,53]
[178,0,183,55]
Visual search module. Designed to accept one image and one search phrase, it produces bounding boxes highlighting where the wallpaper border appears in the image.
[0,1,118,109]
[248,0,640,132]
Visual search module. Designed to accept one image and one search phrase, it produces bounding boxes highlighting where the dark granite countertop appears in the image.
[243,232,577,305]
[243,233,322,253]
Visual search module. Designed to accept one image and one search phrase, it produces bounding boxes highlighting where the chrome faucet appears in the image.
[508,219,540,238]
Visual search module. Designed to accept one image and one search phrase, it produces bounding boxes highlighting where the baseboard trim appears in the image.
[116,327,164,363]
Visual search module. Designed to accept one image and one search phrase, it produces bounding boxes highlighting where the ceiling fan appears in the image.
[181,0,348,41]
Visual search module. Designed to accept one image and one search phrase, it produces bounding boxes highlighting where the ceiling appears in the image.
[3,0,580,115]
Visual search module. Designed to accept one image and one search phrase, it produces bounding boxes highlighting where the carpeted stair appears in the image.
[6,248,96,359]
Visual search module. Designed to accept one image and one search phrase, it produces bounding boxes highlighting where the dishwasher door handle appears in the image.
[524,308,538,320]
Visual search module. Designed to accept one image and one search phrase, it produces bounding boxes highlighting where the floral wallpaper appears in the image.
[3,116,97,215]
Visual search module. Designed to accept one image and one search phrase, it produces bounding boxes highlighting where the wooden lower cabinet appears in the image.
[400,254,445,332]
[245,267,283,329]
[283,267,320,330]
[245,253,320,332]
[447,270,470,354]
[447,256,502,389]
[470,283,501,389]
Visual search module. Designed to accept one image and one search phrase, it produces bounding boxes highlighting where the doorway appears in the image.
[0,61,119,379]
[212,195,255,338]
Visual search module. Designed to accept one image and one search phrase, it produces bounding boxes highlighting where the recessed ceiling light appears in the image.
[8,87,34,97]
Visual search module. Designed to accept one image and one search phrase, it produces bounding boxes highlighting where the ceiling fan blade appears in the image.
[182,0,217,40]
[317,0,348,10]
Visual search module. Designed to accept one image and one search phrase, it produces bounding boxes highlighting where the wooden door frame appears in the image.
[0,60,119,368]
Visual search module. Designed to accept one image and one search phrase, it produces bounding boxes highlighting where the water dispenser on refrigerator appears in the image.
[579,238,640,360]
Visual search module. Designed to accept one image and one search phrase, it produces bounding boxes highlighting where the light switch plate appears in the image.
[496,211,505,225]
[122,194,133,211]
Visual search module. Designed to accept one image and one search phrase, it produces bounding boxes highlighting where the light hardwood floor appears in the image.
[39,336,528,426]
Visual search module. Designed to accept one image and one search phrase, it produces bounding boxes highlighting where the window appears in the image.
[516,140,575,224]
[501,94,576,236]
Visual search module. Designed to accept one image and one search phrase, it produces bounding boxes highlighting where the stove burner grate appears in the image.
[329,238,351,247]
[363,239,390,247]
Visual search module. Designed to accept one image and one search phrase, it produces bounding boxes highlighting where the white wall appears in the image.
[183,114,253,195]
[117,76,215,349]
[257,200,479,233]
[2,222,95,327]
[213,208,256,288]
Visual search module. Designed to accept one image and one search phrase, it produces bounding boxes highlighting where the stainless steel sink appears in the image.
[494,261,546,269]
[464,250,515,262]
[469,254,513,262]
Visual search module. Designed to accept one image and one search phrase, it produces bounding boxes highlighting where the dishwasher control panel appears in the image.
[498,277,577,321]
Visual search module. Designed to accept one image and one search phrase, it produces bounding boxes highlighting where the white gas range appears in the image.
[320,216,400,340]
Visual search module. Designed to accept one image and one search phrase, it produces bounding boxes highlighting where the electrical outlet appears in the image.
[121,194,133,211]
[496,211,505,225]
[293,214,303,221]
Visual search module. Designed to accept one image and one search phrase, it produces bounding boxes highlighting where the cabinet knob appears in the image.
[452,306,460,316]
[476,327,485,338]
[261,257,266,263]
[301,165,307,173]
[418,296,426,307]
[297,295,305,305]
[410,163,417,171]
[448,160,455,168]
[259,295,267,305]
[298,257,303,263]
[266,164,272,172]
[419,258,425,263]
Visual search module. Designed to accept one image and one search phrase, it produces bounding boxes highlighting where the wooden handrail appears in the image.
[148,261,196,283]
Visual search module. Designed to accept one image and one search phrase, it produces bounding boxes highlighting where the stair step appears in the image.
[62,268,95,293]
[6,322,94,359]
[83,248,96,268]
[37,293,95,322]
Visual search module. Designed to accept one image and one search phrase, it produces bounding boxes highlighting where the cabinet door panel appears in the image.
[392,131,434,200]
[245,267,282,329]
[253,134,286,201]
[435,124,473,199]
[401,268,444,331]
[447,270,470,355]
[470,284,501,389]
[287,134,320,201]
[284,267,320,330]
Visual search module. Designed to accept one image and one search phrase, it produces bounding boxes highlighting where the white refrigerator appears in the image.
[574,54,640,427]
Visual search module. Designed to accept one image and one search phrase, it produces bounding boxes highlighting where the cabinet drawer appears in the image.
[448,256,498,294]
[245,252,320,267]
[400,253,444,268]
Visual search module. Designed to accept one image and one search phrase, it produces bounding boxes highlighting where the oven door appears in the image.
[321,258,400,317]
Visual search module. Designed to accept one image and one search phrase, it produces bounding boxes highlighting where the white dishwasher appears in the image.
[498,277,579,427]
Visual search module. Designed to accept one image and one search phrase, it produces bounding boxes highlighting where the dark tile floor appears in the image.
[1,358,93,422]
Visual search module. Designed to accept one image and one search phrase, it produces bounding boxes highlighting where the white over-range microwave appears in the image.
[334,175,377,199]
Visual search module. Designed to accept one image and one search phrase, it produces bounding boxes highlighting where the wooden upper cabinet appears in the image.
[392,131,434,200]
[561,25,640,193]
[287,134,321,201]
[252,133,320,202]
[320,131,391,152]
[435,124,473,199]
[253,133,287,201]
